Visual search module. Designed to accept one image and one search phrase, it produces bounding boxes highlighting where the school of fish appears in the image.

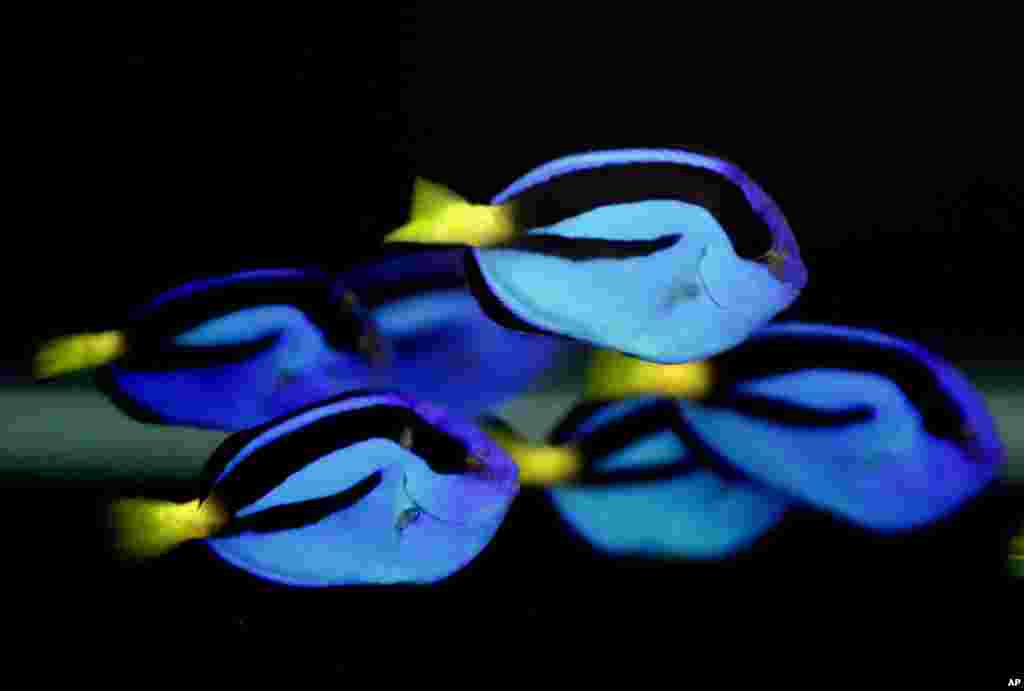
[32,148,1013,585]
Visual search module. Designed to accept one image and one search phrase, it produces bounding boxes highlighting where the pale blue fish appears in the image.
[384,149,808,363]
[337,247,576,419]
[679,322,1005,531]
[110,390,520,586]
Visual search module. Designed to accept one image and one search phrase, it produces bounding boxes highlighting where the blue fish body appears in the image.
[202,390,519,586]
[679,322,1005,531]
[466,149,808,363]
[545,397,789,559]
[97,269,387,431]
[338,249,575,419]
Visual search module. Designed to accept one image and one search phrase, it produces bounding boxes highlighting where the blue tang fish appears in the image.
[484,398,790,559]
[486,322,1005,558]
[109,390,520,587]
[338,247,576,419]
[34,268,388,431]
[678,322,1006,531]
[383,149,808,363]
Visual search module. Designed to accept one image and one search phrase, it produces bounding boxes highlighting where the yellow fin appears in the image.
[383,177,517,246]
[483,420,582,487]
[33,331,128,379]
[108,497,230,562]
[585,349,715,401]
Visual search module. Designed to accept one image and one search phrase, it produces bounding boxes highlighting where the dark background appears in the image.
[7,12,1024,674]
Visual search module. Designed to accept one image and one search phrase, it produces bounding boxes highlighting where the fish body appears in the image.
[489,397,789,559]
[93,269,387,431]
[386,149,807,362]
[114,390,519,586]
[337,248,574,418]
[678,322,1005,530]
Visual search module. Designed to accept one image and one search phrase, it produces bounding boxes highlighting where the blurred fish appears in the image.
[109,390,519,586]
[487,322,1006,557]
[338,247,576,419]
[483,401,788,559]
[668,322,1006,531]
[383,149,807,363]
[34,268,388,430]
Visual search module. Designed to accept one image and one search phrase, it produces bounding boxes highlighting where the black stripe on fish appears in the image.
[128,271,370,361]
[666,403,752,485]
[702,392,877,429]
[493,233,681,262]
[550,398,752,487]
[507,161,775,260]
[350,274,469,309]
[198,389,394,494]
[548,400,619,445]
[117,331,284,372]
[573,399,680,468]
[214,471,384,537]
[462,248,568,338]
[711,332,974,448]
[573,463,708,487]
[203,403,476,513]
[341,249,470,308]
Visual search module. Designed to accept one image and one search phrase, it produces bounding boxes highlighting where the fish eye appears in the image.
[399,414,483,476]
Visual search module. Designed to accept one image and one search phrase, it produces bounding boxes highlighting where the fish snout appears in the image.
[697,242,797,318]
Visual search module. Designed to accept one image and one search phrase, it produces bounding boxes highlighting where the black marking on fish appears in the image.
[126,270,370,363]
[197,389,390,497]
[494,233,681,262]
[702,392,877,429]
[549,398,753,487]
[462,248,566,338]
[573,399,679,466]
[215,471,384,537]
[340,250,470,308]
[710,332,973,447]
[507,161,775,260]
[548,400,618,445]
[570,463,706,487]
[202,399,478,513]
[117,331,284,372]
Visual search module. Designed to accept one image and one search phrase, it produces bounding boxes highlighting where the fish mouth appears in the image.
[696,244,792,322]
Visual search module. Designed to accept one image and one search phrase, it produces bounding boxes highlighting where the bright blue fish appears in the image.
[109,390,520,586]
[679,322,1005,531]
[384,149,808,363]
[34,268,388,431]
[337,247,576,419]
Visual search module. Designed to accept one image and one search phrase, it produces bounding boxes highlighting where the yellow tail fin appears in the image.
[584,349,715,402]
[108,497,230,562]
[383,177,517,246]
[482,419,582,487]
[33,331,129,379]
